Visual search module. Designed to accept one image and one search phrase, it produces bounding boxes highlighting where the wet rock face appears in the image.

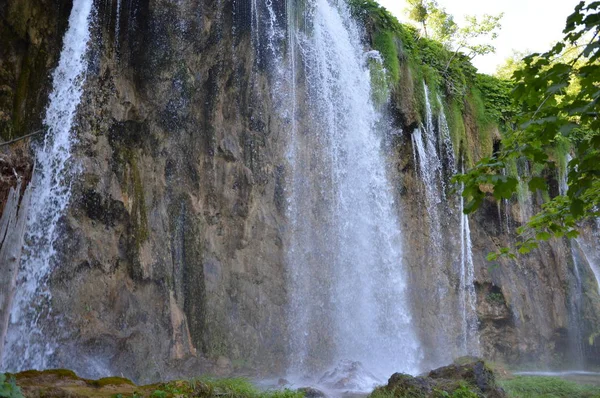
[41,0,289,382]
[373,360,507,398]
[0,0,72,140]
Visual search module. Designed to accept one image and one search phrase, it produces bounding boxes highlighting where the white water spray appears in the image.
[285,0,420,384]
[3,0,94,371]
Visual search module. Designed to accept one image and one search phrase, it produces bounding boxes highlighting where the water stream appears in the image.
[3,0,94,371]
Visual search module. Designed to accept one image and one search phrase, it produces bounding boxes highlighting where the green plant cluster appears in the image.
[485,292,505,305]
[499,376,600,398]
[349,0,513,165]
[456,0,600,255]
[146,378,304,398]
[0,374,23,398]
[369,381,479,398]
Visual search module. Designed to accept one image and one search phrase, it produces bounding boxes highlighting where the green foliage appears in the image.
[150,390,168,398]
[450,14,504,61]
[486,292,505,305]
[457,0,600,255]
[428,5,457,44]
[448,384,479,398]
[195,377,305,398]
[0,374,23,398]
[474,74,515,126]
[373,30,400,84]
[500,376,600,398]
[494,50,528,80]
[406,0,430,33]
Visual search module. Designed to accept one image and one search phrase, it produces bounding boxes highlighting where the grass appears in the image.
[500,376,600,398]
[189,377,304,398]
[11,370,304,398]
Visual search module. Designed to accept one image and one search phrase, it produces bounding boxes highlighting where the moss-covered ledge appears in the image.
[349,0,514,167]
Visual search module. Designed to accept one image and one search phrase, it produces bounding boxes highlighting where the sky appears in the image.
[374,0,581,75]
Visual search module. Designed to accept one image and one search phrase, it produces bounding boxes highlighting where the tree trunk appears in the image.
[0,180,32,365]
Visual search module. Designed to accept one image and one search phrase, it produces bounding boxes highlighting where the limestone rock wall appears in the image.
[44,0,290,382]
[0,0,72,140]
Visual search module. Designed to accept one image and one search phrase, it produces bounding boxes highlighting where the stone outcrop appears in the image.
[372,359,507,398]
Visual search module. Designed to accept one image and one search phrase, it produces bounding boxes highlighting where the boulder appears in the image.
[372,359,507,398]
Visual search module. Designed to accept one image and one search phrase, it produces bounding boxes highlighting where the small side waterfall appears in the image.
[411,84,480,361]
[3,0,94,371]
[459,169,480,357]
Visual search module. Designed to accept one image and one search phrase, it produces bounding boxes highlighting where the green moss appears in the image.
[369,57,391,107]
[486,292,505,305]
[194,378,305,398]
[466,89,494,158]
[14,369,79,380]
[89,377,135,388]
[445,97,468,164]
[123,149,149,249]
[373,30,400,85]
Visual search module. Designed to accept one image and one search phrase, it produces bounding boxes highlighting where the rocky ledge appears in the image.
[3,359,509,398]
[371,359,507,398]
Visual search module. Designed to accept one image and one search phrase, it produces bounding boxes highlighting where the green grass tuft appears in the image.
[500,376,600,398]
[196,377,305,398]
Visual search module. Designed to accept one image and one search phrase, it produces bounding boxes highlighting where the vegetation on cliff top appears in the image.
[455,0,600,254]
[353,0,600,253]
[349,0,514,166]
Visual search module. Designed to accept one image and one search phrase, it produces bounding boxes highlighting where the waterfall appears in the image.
[568,243,586,367]
[3,0,94,371]
[283,0,420,382]
[115,0,122,49]
[577,234,600,293]
[411,87,480,360]
[459,169,480,357]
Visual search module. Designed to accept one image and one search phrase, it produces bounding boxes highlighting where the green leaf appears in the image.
[566,230,580,239]
[528,177,547,192]
[536,232,552,241]
[518,246,531,254]
[571,199,585,217]
[487,252,498,261]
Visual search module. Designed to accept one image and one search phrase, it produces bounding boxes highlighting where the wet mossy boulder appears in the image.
[371,359,506,398]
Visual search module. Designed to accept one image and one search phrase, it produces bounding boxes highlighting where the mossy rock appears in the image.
[87,377,135,388]
[370,359,507,398]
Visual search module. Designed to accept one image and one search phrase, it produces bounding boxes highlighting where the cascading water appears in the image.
[560,155,600,294]
[437,96,480,357]
[411,87,480,361]
[3,0,94,371]
[577,232,600,293]
[459,168,480,357]
[283,0,420,385]
[438,95,480,357]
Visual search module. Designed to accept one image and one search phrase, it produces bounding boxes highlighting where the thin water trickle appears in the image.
[412,88,480,360]
[3,0,94,371]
